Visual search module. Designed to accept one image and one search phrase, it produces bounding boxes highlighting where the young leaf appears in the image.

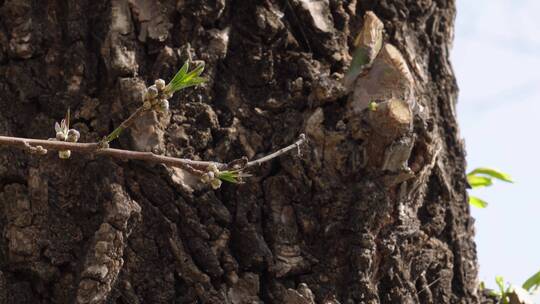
[469,196,488,208]
[469,167,513,183]
[522,269,540,292]
[178,61,189,77]
[496,276,506,294]
[479,281,486,291]
[217,170,252,184]
[217,171,239,183]
[164,61,206,94]
[467,174,493,188]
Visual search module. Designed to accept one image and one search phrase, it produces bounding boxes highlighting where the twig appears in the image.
[245,134,306,168]
[417,276,442,296]
[0,134,307,175]
[103,107,148,144]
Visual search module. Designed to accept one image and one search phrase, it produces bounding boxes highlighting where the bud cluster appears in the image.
[143,79,171,114]
[200,163,223,189]
[24,142,47,155]
[54,117,80,159]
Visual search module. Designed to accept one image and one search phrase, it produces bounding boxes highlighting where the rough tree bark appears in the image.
[0,0,478,303]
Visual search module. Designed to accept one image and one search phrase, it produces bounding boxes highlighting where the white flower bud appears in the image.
[155,79,166,91]
[208,163,219,173]
[36,146,47,155]
[158,99,169,113]
[59,150,71,159]
[201,174,211,183]
[143,101,152,110]
[147,85,158,98]
[56,131,67,141]
[67,129,80,142]
[210,178,222,190]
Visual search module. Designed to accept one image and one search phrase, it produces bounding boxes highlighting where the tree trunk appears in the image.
[0,0,478,303]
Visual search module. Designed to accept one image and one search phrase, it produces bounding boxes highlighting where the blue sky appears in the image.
[453,0,540,296]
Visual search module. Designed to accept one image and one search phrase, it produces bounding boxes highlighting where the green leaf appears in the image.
[522,269,540,291]
[217,171,239,183]
[469,167,513,183]
[188,62,205,78]
[467,174,493,188]
[496,276,506,294]
[178,61,189,76]
[165,61,206,94]
[469,196,488,208]
[217,170,252,184]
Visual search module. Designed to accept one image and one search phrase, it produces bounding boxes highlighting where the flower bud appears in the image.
[36,146,47,155]
[158,99,169,113]
[210,178,222,190]
[146,85,158,99]
[56,131,67,141]
[143,101,152,110]
[201,174,210,183]
[368,101,378,111]
[155,79,166,91]
[208,163,219,173]
[67,129,80,142]
[58,150,71,159]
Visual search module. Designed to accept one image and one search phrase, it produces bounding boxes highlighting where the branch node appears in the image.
[227,157,249,170]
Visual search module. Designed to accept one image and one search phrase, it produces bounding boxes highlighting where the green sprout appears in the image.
[101,61,206,146]
[164,61,206,95]
[200,164,252,189]
[217,170,251,184]
[368,101,378,111]
[466,167,513,208]
[482,271,539,304]
[489,275,512,304]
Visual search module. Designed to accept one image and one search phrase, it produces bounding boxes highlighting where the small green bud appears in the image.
[368,101,378,111]
[67,129,80,142]
[155,79,166,91]
[58,150,71,159]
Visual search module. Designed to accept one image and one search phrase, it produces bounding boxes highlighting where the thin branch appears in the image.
[245,134,306,168]
[0,62,309,187]
[0,134,307,175]
[103,107,148,144]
